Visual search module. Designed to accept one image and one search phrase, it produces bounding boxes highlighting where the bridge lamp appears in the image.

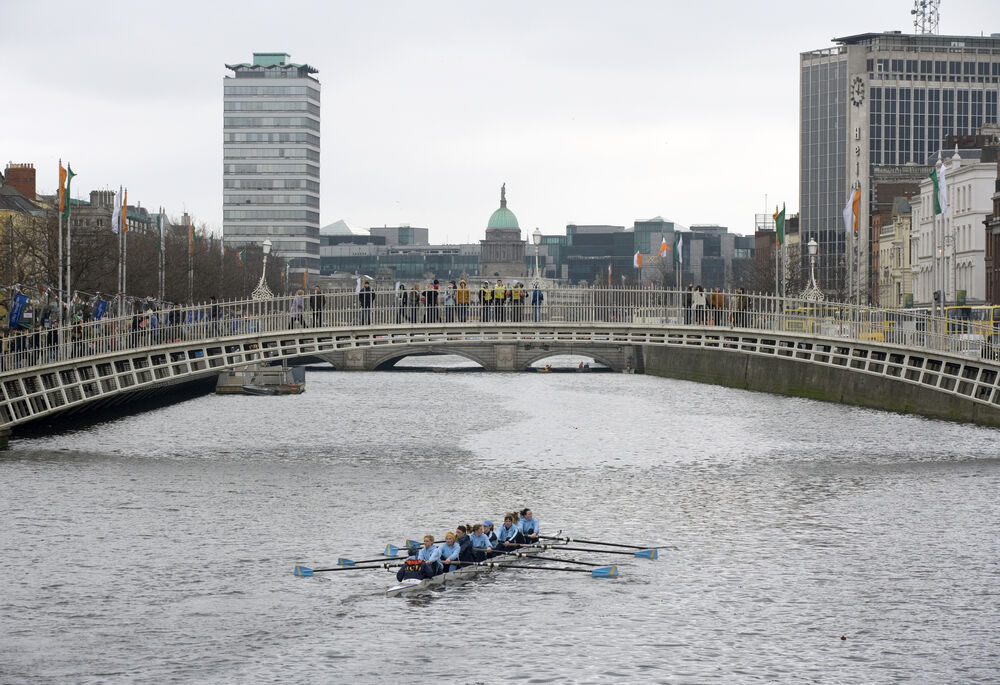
[801,237,824,303]
[532,228,542,279]
[252,238,275,301]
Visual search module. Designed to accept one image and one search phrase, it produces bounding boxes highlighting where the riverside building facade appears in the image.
[223,52,321,275]
[800,31,1000,299]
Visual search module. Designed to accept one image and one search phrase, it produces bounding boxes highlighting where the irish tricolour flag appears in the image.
[930,164,948,215]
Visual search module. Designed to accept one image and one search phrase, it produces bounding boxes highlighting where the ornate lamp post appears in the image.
[801,237,824,302]
[252,238,274,300]
[532,227,542,280]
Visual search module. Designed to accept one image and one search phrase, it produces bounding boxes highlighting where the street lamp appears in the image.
[532,228,542,280]
[252,238,274,300]
[800,237,824,302]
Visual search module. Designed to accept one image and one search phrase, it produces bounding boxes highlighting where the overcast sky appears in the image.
[2,0,995,243]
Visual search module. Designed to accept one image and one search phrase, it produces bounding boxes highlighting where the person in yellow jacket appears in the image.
[510,282,522,322]
[493,280,506,322]
[456,280,470,322]
[479,281,492,321]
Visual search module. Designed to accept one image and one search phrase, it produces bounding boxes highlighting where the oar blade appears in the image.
[294,565,314,577]
[336,558,356,567]
[592,565,618,578]
[634,549,658,560]
[406,539,421,552]
[384,544,400,557]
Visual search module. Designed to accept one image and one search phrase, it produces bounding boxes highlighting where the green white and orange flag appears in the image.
[658,234,670,257]
[158,209,165,251]
[842,187,860,234]
[930,164,948,215]
[633,251,643,268]
[188,225,195,255]
[773,203,785,246]
[60,164,76,219]
[122,188,129,232]
[58,162,67,214]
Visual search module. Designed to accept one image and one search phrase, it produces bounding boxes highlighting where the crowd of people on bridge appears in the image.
[396,508,540,582]
[380,279,545,326]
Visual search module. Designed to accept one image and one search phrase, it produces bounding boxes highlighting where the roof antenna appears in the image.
[910,0,940,35]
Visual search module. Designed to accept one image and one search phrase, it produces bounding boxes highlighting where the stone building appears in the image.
[479,184,525,279]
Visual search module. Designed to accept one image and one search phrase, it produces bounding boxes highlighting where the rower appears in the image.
[438,532,461,573]
[454,525,475,565]
[482,519,498,548]
[469,523,493,561]
[414,534,442,576]
[519,507,539,544]
[495,513,522,554]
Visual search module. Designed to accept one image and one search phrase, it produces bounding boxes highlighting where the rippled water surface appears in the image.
[2,357,999,683]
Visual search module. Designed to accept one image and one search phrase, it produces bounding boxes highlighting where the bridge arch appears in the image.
[368,347,489,371]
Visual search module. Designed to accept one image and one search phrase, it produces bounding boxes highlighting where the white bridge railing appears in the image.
[1,288,995,374]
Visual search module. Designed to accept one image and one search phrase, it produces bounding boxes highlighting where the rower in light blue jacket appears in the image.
[438,532,462,573]
[415,535,443,575]
[519,507,539,544]
[469,523,493,561]
[495,514,522,553]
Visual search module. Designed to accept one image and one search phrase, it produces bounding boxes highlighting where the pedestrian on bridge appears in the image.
[290,289,306,329]
[457,280,470,322]
[531,283,544,322]
[409,284,420,323]
[358,281,374,325]
[692,286,707,324]
[479,281,492,322]
[311,286,325,328]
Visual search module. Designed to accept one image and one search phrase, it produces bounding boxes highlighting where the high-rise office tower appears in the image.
[800,31,1000,297]
[224,53,321,275]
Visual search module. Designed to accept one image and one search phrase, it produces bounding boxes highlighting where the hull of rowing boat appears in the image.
[385,551,541,597]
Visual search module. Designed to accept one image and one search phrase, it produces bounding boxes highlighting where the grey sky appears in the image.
[2,0,995,243]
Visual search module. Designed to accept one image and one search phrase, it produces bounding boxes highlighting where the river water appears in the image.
[1,356,998,684]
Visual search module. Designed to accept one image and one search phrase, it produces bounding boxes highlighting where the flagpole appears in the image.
[66,168,72,332]
[159,208,165,302]
[188,225,194,303]
[122,188,128,298]
[57,159,64,355]
[117,185,122,298]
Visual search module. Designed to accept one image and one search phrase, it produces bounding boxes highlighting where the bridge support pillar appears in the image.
[344,349,367,371]
[494,344,516,372]
[0,427,10,451]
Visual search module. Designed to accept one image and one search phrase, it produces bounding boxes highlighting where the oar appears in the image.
[539,534,678,551]
[480,561,618,578]
[337,555,407,567]
[535,544,658,559]
[294,562,404,576]
[515,553,603,568]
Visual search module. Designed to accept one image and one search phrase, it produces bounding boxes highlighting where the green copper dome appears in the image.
[487,183,519,228]
[487,206,519,229]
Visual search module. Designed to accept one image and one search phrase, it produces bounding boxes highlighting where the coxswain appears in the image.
[519,508,539,544]
[395,555,432,582]
[438,532,462,572]
[414,534,442,576]
[495,513,522,553]
[469,523,493,561]
[454,525,475,565]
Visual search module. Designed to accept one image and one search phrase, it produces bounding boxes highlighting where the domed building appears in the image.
[479,184,526,279]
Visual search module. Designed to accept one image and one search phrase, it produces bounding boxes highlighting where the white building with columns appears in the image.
[911,148,996,307]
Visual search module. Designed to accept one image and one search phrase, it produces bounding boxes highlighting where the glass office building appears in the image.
[800,32,1000,297]
[224,53,321,274]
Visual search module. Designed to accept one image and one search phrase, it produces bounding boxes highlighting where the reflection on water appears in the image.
[1,364,998,683]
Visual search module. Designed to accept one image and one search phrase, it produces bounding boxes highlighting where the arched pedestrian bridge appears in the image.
[4,288,1000,439]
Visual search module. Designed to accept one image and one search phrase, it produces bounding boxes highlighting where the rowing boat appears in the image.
[385,548,547,597]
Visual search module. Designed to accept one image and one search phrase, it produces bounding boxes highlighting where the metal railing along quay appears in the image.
[1,288,996,374]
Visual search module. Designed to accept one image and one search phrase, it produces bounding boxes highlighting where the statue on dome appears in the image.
[501,183,506,206]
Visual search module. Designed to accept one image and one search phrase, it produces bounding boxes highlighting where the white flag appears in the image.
[111,189,121,235]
